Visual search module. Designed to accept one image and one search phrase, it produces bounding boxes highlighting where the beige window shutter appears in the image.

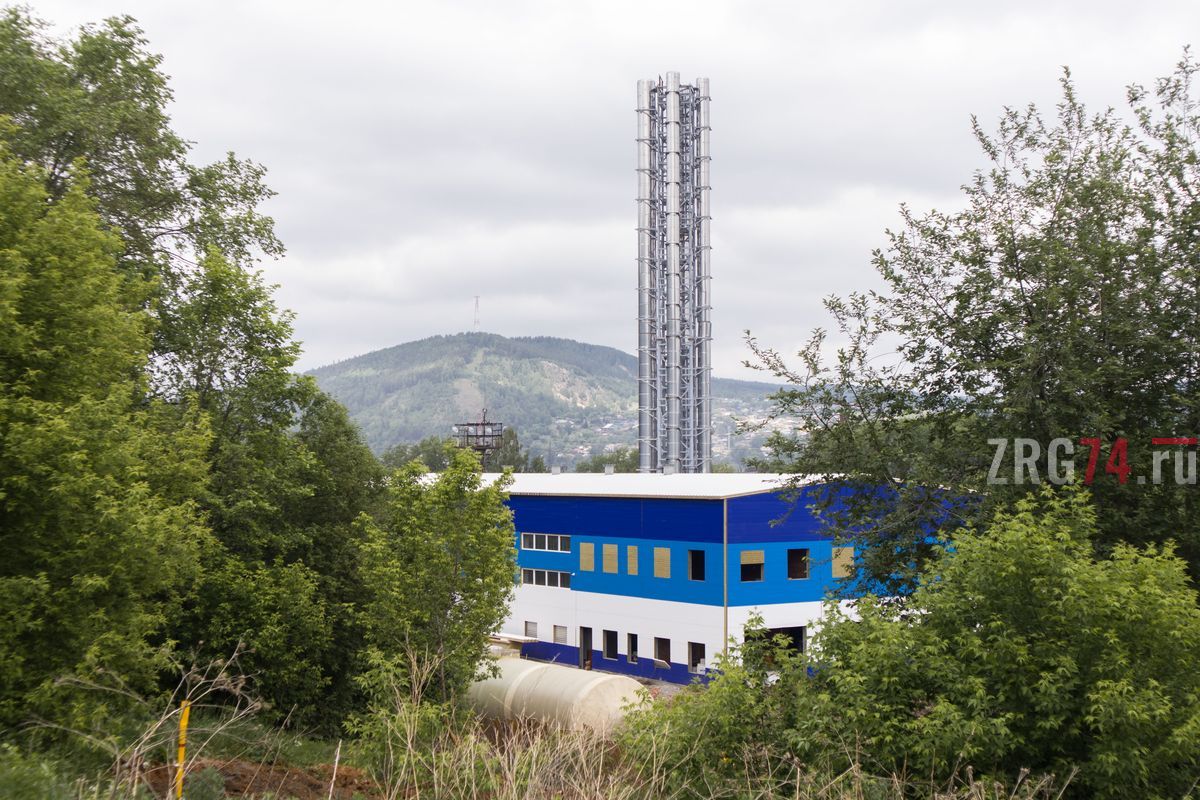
[740,549,764,565]
[579,542,594,571]
[602,543,618,573]
[627,545,638,576]
[832,547,855,578]
[654,546,671,578]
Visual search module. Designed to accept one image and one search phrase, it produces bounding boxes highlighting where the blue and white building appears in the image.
[494,473,853,684]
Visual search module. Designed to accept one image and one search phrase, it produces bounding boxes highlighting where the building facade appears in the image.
[497,473,853,684]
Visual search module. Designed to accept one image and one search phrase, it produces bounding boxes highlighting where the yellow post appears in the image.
[174,699,191,800]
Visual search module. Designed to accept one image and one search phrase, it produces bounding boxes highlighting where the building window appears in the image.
[740,550,764,582]
[627,545,638,576]
[579,542,594,571]
[787,548,810,580]
[553,625,568,645]
[654,637,671,665]
[603,629,618,660]
[520,533,572,552]
[832,547,855,579]
[627,633,638,663]
[602,543,618,574]
[688,549,706,581]
[688,642,706,673]
[521,569,571,589]
[524,621,537,639]
[654,547,671,579]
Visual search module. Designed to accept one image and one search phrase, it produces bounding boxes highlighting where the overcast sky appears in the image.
[30,0,1200,379]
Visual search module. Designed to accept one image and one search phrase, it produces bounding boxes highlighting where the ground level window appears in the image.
[627,633,638,663]
[603,629,618,660]
[787,548,810,579]
[521,568,533,584]
[688,642,706,673]
[524,621,537,639]
[654,636,671,665]
[688,549,706,581]
[553,625,568,644]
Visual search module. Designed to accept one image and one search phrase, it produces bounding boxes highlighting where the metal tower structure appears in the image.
[637,73,712,473]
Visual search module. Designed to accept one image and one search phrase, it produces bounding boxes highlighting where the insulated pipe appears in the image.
[636,79,655,473]
[665,72,682,471]
[696,77,713,472]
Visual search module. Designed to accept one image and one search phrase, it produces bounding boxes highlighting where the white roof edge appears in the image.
[477,472,819,499]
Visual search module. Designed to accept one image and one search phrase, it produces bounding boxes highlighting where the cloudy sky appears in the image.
[32,0,1200,379]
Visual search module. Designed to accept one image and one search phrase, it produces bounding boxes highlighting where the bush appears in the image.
[622,490,1200,798]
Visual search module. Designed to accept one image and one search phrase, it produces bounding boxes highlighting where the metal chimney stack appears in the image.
[637,73,712,473]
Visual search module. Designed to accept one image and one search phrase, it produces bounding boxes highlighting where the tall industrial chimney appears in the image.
[637,73,712,473]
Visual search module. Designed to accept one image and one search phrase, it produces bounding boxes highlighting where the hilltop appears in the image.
[307,332,782,465]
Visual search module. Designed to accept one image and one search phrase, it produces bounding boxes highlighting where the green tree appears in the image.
[481,426,547,472]
[625,491,1200,798]
[381,435,455,471]
[574,446,639,473]
[357,448,515,703]
[0,9,281,287]
[163,252,380,727]
[749,57,1200,592]
[785,491,1200,798]
[0,147,209,730]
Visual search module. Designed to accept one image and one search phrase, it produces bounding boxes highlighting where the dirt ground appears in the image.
[145,757,380,799]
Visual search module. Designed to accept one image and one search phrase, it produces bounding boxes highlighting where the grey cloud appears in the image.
[33,0,1200,379]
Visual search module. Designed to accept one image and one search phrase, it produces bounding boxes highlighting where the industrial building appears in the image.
[495,472,853,684]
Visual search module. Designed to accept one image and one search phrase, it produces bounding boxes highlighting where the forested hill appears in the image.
[307,332,780,464]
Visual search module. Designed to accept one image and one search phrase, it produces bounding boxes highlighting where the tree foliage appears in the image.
[0,9,385,735]
[358,448,515,703]
[574,446,639,473]
[749,56,1200,592]
[626,492,1200,799]
[0,147,209,730]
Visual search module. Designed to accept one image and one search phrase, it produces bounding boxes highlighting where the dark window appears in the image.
[546,571,559,587]
[559,572,571,589]
[535,533,546,550]
[740,562,763,582]
[654,637,671,664]
[522,569,533,584]
[522,533,533,549]
[688,642,706,673]
[560,535,571,552]
[547,534,559,551]
[579,627,592,670]
[603,629,618,660]
[534,570,546,586]
[627,633,638,663]
[787,548,810,580]
[688,549,706,581]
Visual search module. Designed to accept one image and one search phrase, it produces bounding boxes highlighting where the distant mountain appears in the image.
[307,332,783,466]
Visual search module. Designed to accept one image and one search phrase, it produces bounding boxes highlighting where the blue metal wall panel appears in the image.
[517,535,725,605]
[508,495,723,542]
[725,539,842,605]
[727,488,829,543]
[519,642,707,685]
